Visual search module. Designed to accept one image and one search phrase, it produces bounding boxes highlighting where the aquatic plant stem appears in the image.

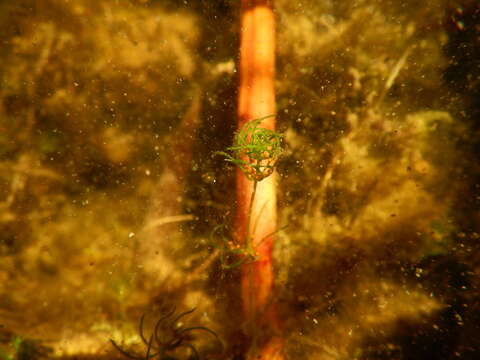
[245,180,258,254]
[237,0,284,358]
[245,180,258,355]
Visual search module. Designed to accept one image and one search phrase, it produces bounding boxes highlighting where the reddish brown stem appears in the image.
[236,0,283,359]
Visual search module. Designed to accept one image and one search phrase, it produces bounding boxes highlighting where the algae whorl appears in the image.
[223,115,283,182]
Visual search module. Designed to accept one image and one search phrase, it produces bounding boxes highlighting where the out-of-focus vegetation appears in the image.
[0,0,478,359]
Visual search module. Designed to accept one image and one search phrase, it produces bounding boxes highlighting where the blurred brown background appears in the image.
[0,0,478,359]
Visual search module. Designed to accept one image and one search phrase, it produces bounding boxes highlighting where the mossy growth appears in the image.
[216,115,283,182]
[213,115,283,268]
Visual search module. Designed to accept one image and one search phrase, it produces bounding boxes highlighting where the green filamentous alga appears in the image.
[213,115,283,268]
[216,115,283,182]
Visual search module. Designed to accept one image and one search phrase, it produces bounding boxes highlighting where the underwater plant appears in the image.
[217,115,283,182]
[214,115,283,268]
[110,307,221,360]
[215,114,284,358]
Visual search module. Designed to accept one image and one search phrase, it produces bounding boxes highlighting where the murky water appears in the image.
[0,1,478,359]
